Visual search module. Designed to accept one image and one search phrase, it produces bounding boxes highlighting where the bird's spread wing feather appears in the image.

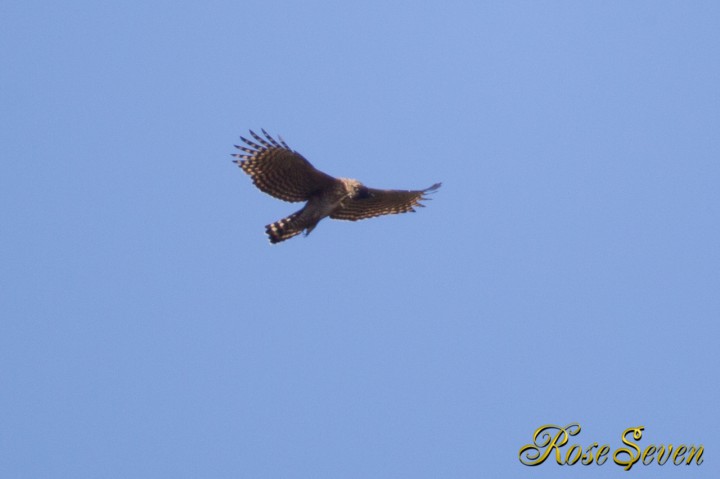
[330,183,441,221]
[232,129,336,202]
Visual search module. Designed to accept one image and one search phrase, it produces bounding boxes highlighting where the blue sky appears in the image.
[2,1,718,477]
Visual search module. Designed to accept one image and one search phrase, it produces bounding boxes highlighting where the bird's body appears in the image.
[233,130,440,243]
[265,178,365,243]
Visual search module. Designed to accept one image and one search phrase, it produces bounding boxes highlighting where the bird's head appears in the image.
[339,178,371,199]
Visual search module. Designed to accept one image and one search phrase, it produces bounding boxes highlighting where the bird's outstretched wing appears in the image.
[232,129,337,202]
[330,183,441,221]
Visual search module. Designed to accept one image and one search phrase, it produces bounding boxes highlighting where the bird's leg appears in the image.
[304,223,317,236]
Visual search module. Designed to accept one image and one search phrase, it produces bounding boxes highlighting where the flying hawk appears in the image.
[233,129,441,243]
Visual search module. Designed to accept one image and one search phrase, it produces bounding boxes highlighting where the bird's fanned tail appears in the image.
[265,211,311,244]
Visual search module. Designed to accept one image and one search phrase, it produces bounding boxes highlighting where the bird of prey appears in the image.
[232,129,441,244]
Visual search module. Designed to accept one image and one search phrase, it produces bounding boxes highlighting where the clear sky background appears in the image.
[1,1,718,478]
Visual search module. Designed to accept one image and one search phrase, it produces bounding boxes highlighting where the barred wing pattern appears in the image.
[330,183,441,221]
[232,129,336,202]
